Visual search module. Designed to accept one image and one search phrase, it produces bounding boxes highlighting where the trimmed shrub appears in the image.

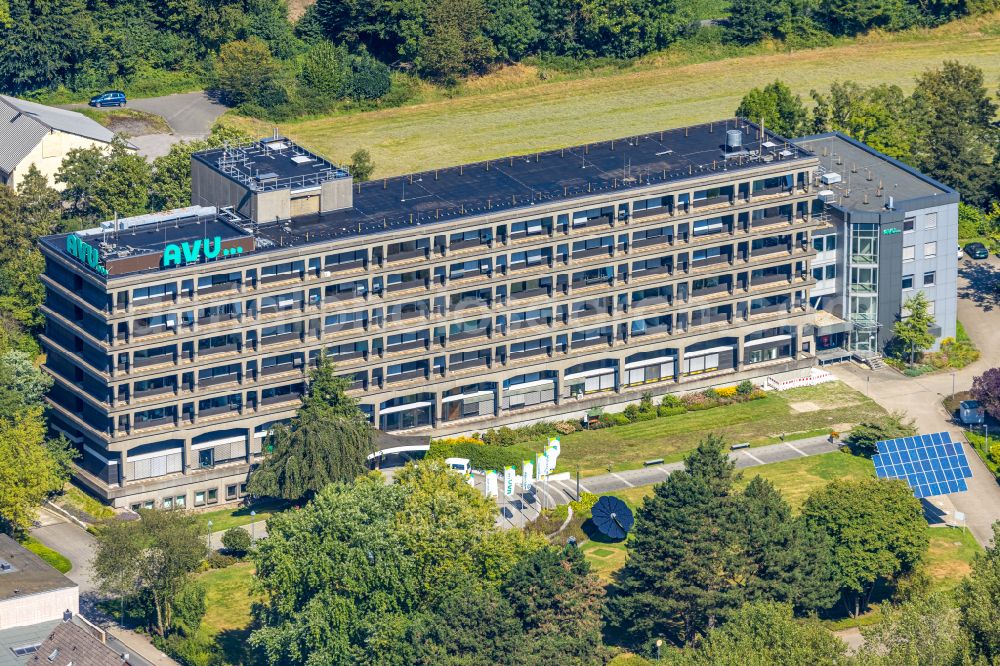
[660,394,683,409]
[990,444,1000,465]
[570,492,599,516]
[657,405,686,417]
[554,421,580,435]
[221,527,252,557]
[204,552,236,570]
[600,413,630,427]
[623,404,641,422]
[633,410,658,422]
[736,379,756,396]
[716,386,738,399]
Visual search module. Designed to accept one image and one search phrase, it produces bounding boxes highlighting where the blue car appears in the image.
[88,91,127,107]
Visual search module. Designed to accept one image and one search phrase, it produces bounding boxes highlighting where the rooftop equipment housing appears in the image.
[191,135,353,224]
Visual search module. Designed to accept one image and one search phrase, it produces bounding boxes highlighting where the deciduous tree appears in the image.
[801,478,927,618]
[0,408,65,534]
[958,522,1000,662]
[92,509,207,637]
[735,81,810,138]
[690,601,848,665]
[859,592,974,666]
[908,61,1000,209]
[845,411,917,456]
[971,368,1000,421]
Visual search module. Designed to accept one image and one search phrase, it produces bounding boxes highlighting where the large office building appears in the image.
[38,120,958,509]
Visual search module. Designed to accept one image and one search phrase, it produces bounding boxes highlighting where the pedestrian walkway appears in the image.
[490,436,840,527]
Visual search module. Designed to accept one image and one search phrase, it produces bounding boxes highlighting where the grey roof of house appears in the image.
[0,534,77,603]
[27,621,131,666]
[0,620,60,666]
[0,95,119,176]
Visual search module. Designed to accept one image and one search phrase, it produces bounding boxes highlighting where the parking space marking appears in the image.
[608,472,635,488]
[786,442,809,457]
[743,451,767,465]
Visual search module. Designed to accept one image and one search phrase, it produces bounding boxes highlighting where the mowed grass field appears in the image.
[225,14,1000,176]
[557,381,884,476]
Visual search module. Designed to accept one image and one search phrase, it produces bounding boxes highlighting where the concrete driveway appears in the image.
[830,255,1000,546]
[126,92,228,159]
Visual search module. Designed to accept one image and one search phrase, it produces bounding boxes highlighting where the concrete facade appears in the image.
[37,123,958,509]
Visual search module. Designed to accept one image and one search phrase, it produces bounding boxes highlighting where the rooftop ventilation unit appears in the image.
[818,189,836,203]
[820,172,842,185]
[726,129,742,150]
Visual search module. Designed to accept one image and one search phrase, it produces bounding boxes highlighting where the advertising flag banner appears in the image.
[485,470,499,498]
[537,451,549,479]
[522,460,534,491]
[504,466,516,496]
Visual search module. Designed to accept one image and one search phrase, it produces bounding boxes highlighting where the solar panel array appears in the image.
[872,431,973,499]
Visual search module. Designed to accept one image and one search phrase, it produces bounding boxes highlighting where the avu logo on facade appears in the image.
[162,237,245,268]
[882,227,902,235]
[66,234,108,276]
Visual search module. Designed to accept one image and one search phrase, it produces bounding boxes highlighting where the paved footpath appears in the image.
[492,436,839,527]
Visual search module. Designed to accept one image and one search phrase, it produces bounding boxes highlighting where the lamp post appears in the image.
[206,519,213,550]
[250,510,257,543]
[656,639,663,661]
[951,372,956,400]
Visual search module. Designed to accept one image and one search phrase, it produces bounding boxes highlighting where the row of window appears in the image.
[129,482,247,512]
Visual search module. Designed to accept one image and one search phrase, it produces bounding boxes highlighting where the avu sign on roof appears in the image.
[66,234,108,276]
[162,236,246,268]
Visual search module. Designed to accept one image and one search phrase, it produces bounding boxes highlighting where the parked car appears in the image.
[959,400,985,426]
[964,242,989,260]
[88,91,126,107]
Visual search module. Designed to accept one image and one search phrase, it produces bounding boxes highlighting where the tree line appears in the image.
[2,0,998,121]
[735,61,1000,210]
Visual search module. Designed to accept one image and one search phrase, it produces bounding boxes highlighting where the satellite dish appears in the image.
[591,496,634,540]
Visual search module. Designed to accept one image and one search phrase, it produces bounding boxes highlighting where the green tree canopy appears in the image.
[92,509,207,637]
[801,478,928,617]
[0,407,66,534]
[845,411,917,456]
[56,139,152,222]
[892,291,937,364]
[211,36,285,107]
[735,81,810,138]
[689,601,849,666]
[810,81,914,160]
[958,522,1000,662]
[608,434,836,647]
[908,61,1000,209]
[249,463,567,665]
[246,355,375,501]
[859,592,974,666]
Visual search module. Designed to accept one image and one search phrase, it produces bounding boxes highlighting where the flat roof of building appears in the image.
[794,132,957,213]
[193,136,349,192]
[42,119,813,278]
[252,119,810,246]
[0,535,77,604]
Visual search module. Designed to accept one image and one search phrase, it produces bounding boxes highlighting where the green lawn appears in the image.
[57,484,115,521]
[926,525,982,592]
[21,536,72,573]
[195,498,290,534]
[224,13,1000,176]
[193,562,257,665]
[559,381,884,476]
